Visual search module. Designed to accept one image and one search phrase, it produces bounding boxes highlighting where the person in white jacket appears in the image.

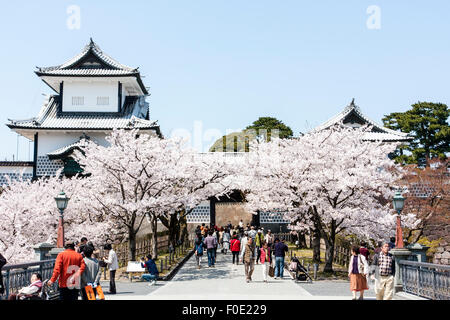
[103,243,119,294]
[348,246,369,300]
[239,232,249,261]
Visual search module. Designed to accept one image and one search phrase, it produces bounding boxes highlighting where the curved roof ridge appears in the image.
[312,99,412,140]
[351,102,409,137]
[37,39,136,72]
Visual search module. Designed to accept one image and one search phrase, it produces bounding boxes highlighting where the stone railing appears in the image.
[1,259,56,299]
[400,260,450,300]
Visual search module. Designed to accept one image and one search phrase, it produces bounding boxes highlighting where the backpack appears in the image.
[196,242,203,254]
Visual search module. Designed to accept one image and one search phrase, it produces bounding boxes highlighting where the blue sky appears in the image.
[0,0,449,159]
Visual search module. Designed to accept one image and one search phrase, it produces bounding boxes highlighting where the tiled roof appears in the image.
[0,161,34,167]
[47,139,88,159]
[7,95,159,131]
[36,38,136,75]
[37,69,138,76]
[313,99,413,142]
[35,39,148,94]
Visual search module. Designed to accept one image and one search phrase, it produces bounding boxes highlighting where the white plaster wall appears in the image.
[37,132,110,156]
[63,81,119,112]
[121,84,126,110]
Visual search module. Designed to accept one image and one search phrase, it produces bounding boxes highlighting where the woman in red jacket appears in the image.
[230,235,241,265]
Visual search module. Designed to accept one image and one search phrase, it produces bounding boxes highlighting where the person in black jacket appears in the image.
[0,253,7,299]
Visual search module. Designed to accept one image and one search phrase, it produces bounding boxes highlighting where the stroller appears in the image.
[39,279,60,300]
[288,257,313,283]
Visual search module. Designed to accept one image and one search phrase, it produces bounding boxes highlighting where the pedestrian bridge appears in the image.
[103,252,378,300]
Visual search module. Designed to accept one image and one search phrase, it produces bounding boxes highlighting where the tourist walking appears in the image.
[201,223,206,237]
[0,253,6,299]
[371,242,395,300]
[273,238,288,279]
[348,246,369,300]
[264,230,274,250]
[222,229,231,254]
[255,229,264,264]
[218,227,224,251]
[212,229,219,258]
[102,243,119,294]
[230,235,241,265]
[194,235,204,269]
[80,246,101,300]
[204,231,217,267]
[239,231,249,263]
[260,242,272,282]
[388,237,396,250]
[359,241,370,262]
[374,241,383,255]
[233,225,239,239]
[77,237,88,256]
[248,226,257,241]
[88,242,100,259]
[48,241,86,301]
[243,237,255,283]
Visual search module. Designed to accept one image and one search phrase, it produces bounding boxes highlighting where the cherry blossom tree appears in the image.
[158,152,237,248]
[244,125,419,272]
[0,172,112,264]
[75,129,234,260]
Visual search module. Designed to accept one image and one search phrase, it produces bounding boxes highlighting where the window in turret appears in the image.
[97,96,109,105]
[72,96,84,106]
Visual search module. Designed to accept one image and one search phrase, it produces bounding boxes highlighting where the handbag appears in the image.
[269,265,275,277]
[84,285,96,300]
[95,284,105,300]
[358,255,365,274]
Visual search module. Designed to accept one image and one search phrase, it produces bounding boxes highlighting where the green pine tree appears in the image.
[382,102,449,165]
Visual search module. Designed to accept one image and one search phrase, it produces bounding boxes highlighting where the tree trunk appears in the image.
[322,220,337,273]
[323,238,335,273]
[179,214,188,244]
[312,228,321,264]
[128,227,137,261]
[150,215,158,260]
[298,232,307,248]
[166,213,179,249]
[160,212,183,249]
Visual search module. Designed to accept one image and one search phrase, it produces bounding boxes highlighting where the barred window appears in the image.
[97,96,109,105]
[71,96,84,106]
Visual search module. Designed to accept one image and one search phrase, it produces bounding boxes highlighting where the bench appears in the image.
[124,261,146,282]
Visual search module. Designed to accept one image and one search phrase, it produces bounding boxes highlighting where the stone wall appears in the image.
[423,224,450,265]
[215,202,253,228]
[434,242,450,265]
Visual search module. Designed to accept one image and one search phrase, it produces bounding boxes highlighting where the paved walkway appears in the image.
[103,251,378,300]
